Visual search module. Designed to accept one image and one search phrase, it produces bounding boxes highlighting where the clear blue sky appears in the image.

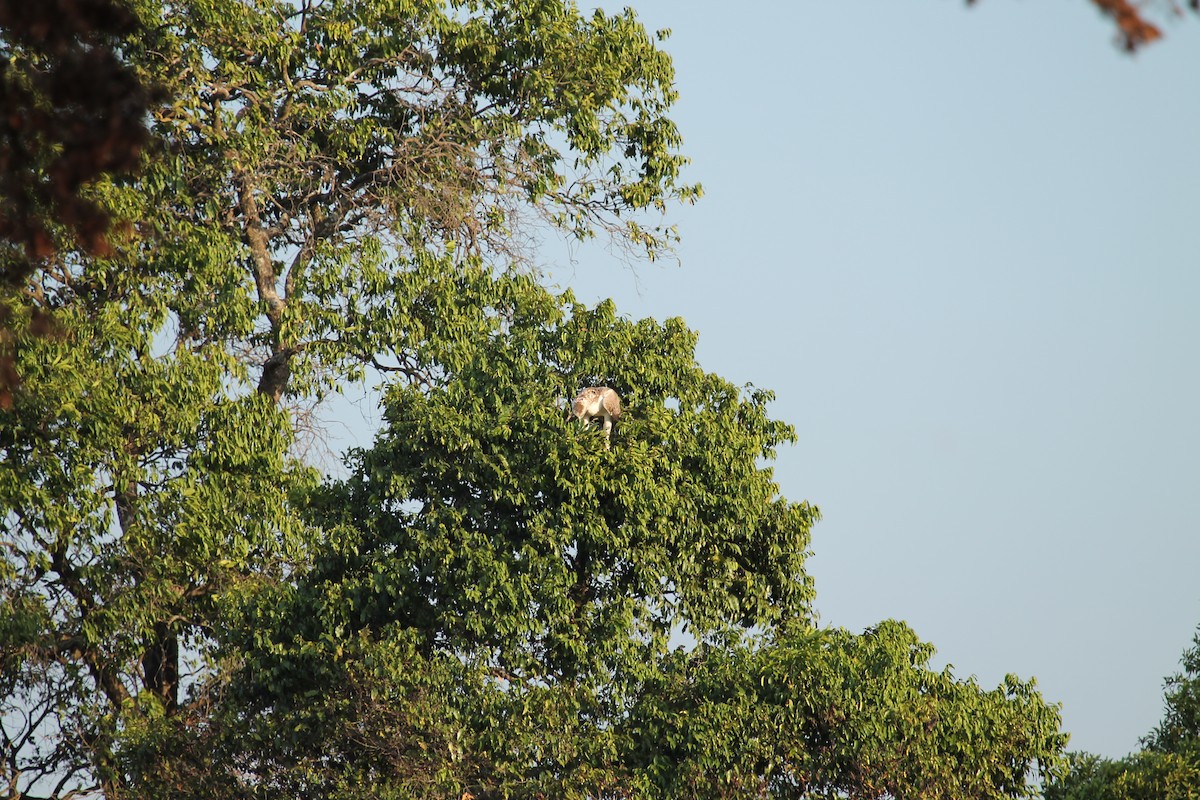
[332,1,1200,761]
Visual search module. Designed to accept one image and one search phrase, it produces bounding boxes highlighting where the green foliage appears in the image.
[2,0,696,795]
[117,0,699,400]
[627,621,1065,799]
[146,269,1065,800]
[309,265,814,673]
[1045,750,1200,800]
[0,286,312,795]
[163,268,815,798]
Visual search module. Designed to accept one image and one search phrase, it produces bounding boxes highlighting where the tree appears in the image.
[1,1,695,797]
[0,0,157,408]
[0,302,306,797]
[1045,625,1200,800]
[119,266,1065,799]
[1043,751,1200,800]
[627,623,1064,799]
[123,0,696,404]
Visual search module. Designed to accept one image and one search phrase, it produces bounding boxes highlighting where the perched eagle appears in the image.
[571,386,622,448]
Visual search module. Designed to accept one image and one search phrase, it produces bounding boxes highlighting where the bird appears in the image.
[571,386,622,448]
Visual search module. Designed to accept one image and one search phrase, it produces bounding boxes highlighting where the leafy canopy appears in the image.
[120,0,698,401]
[2,0,695,795]
[133,267,1067,800]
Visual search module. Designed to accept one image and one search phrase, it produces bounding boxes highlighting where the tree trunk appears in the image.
[143,621,179,712]
[236,172,294,404]
[258,345,293,403]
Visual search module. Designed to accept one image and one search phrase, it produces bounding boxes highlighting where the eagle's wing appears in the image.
[602,389,622,420]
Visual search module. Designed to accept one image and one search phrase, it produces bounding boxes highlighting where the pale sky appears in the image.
[334,1,1200,760]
